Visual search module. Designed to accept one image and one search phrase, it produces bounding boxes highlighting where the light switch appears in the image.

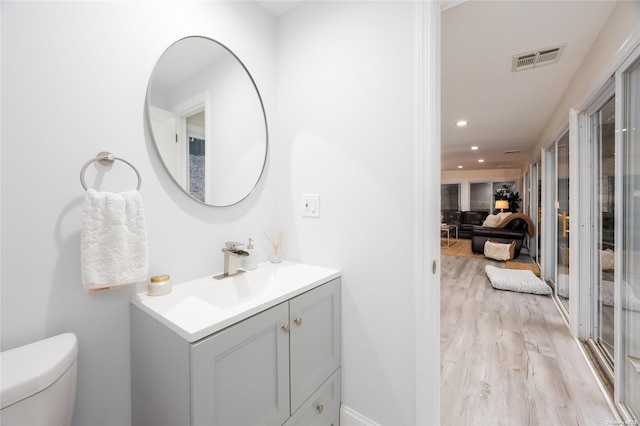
[302,194,320,218]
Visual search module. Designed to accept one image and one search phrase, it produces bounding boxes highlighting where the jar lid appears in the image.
[150,275,170,283]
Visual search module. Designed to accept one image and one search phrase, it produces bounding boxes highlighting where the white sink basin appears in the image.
[193,268,276,309]
[131,261,340,342]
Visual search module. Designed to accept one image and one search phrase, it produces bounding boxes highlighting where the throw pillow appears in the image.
[482,214,500,227]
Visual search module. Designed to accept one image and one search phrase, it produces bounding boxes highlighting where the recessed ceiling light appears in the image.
[458,165,463,169]
[471,146,478,150]
[478,159,485,163]
[456,120,468,127]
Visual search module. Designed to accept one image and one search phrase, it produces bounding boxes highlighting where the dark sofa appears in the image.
[442,210,490,239]
[470,214,533,258]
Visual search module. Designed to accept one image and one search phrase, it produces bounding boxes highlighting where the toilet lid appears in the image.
[1,333,78,409]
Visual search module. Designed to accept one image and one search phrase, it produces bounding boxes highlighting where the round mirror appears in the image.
[147,36,268,206]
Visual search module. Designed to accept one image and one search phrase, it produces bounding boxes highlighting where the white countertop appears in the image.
[131,261,341,342]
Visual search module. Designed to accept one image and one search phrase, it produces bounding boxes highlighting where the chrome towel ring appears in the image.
[80,151,142,191]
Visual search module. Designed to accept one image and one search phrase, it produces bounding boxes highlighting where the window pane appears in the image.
[441,184,460,210]
[470,182,491,212]
[492,181,515,196]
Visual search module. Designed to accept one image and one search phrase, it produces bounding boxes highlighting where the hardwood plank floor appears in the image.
[440,254,615,425]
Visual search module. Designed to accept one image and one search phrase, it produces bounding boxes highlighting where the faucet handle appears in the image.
[224,241,244,250]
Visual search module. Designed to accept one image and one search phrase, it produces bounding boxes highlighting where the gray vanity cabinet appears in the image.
[131,277,341,426]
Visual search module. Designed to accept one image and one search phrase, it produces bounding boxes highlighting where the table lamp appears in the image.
[495,200,509,213]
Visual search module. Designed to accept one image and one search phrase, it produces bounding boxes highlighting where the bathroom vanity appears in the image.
[130,261,341,426]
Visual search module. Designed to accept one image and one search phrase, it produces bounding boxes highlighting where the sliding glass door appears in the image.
[617,45,640,421]
[544,131,570,313]
[535,162,542,266]
[556,132,570,312]
[581,47,640,423]
[590,94,616,371]
[544,145,557,284]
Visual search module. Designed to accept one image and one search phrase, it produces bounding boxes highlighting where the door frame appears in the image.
[576,80,614,341]
[417,1,440,425]
[171,92,211,201]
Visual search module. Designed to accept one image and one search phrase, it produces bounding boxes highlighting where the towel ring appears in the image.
[80,151,142,191]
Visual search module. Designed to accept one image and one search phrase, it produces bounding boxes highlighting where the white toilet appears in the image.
[0,333,78,426]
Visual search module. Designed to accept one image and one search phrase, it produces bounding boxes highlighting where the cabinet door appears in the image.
[290,278,341,412]
[191,302,290,426]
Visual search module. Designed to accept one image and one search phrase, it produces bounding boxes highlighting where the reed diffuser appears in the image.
[263,229,286,263]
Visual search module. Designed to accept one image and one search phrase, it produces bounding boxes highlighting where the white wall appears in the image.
[276,2,420,424]
[0,3,278,425]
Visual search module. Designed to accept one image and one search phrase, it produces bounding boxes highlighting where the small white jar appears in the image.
[147,274,172,296]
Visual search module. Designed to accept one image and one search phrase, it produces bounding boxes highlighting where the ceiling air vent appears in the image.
[511,44,566,72]
[504,150,522,154]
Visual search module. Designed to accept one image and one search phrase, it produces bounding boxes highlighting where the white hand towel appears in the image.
[81,189,149,292]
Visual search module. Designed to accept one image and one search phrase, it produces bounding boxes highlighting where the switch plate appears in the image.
[302,194,320,218]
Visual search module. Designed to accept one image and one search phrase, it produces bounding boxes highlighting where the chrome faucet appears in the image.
[221,241,249,276]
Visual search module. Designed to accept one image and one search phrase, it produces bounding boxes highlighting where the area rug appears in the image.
[440,239,485,259]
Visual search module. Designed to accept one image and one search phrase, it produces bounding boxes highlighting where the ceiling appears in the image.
[441,0,617,172]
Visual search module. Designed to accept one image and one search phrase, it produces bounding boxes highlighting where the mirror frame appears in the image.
[146,35,269,207]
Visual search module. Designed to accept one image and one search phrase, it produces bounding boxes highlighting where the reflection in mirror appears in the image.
[187,111,205,201]
[147,36,267,206]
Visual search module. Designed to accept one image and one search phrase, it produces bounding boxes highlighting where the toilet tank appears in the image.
[0,333,78,426]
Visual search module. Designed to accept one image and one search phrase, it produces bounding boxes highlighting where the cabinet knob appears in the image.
[281,324,290,333]
[315,404,324,413]
[294,317,303,326]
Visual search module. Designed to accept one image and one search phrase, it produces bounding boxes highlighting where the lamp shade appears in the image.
[495,200,509,210]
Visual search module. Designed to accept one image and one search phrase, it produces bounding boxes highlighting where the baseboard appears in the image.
[340,405,382,426]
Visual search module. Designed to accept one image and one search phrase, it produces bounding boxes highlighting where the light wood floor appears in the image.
[440,254,615,425]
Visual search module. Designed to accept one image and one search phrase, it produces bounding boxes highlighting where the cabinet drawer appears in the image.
[285,368,341,426]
